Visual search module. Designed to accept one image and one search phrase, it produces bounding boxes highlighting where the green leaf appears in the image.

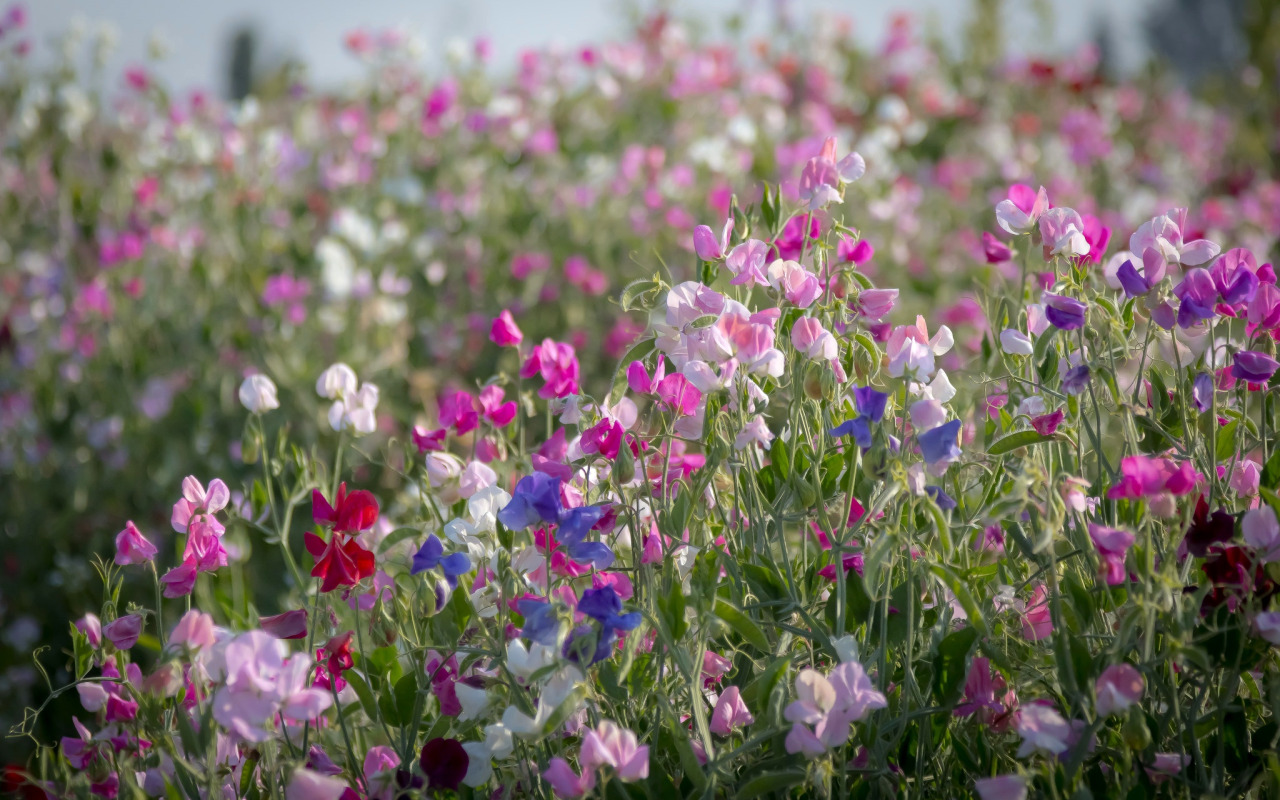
[378,526,421,553]
[619,278,663,313]
[658,581,688,640]
[1264,449,1280,492]
[238,750,261,797]
[931,626,979,705]
[714,598,770,652]
[734,769,807,799]
[987,430,1058,456]
[769,436,792,479]
[1215,420,1240,461]
[344,671,380,721]
[741,655,791,707]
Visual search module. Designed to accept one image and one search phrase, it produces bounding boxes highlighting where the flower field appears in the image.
[3,2,1280,798]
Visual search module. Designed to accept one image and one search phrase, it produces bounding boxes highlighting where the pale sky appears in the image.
[25,0,1161,94]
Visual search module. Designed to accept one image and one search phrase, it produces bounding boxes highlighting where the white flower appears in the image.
[506,639,555,684]
[327,383,379,435]
[238,374,279,413]
[456,682,491,722]
[316,364,358,400]
[459,461,498,499]
[1000,329,1034,356]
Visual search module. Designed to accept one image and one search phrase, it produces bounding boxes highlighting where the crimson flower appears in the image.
[312,482,379,533]
[304,531,375,593]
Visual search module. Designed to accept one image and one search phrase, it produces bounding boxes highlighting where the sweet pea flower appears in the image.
[1015,703,1071,757]
[710,686,755,736]
[1210,248,1260,306]
[161,560,197,597]
[1249,283,1280,330]
[171,476,230,533]
[169,609,215,651]
[1094,664,1144,716]
[724,239,772,287]
[1022,584,1052,641]
[1088,524,1134,585]
[1173,268,1219,327]
[918,419,962,472]
[1130,208,1220,266]
[734,415,774,450]
[104,614,143,650]
[975,775,1028,800]
[520,339,581,398]
[439,390,480,435]
[1230,459,1260,496]
[767,259,822,307]
[544,758,597,798]
[1042,293,1087,330]
[260,609,308,640]
[1000,329,1034,355]
[76,613,102,648]
[315,363,357,400]
[1039,207,1090,257]
[853,288,898,320]
[656,373,702,417]
[693,218,733,260]
[791,317,836,360]
[238,373,280,414]
[1061,365,1091,395]
[1146,753,1191,784]
[798,136,865,209]
[1232,350,1279,384]
[580,720,649,781]
[114,521,157,566]
[784,661,886,756]
[363,746,401,800]
[1243,506,1280,563]
[995,184,1049,235]
[489,309,523,346]
[312,483,379,533]
[327,381,380,435]
[478,385,517,427]
[285,768,348,800]
[982,232,1012,263]
[304,532,375,593]
[1255,611,1280,644]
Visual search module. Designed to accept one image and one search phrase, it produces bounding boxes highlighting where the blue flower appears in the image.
[411,534,472,587]
[557,504,606,546]
[829,416,872,449]
[854,385,888,423]
[917,419,962,466]
[517,599,561,646]
[497,472,563,530]
[577,587,642,633]
[567,541,615,569]
[924,485,957,511]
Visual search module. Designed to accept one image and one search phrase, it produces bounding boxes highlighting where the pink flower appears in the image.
[1230,459,1261,496]
[1015,703,1071,756]
[768,259,822,307]
[520,339,580,399]
[104,615,143,650]
[580,720,649,782]
[114,521,157,566]
[852,288,898,320]
[478,386,517,427]
[1030,410,1063,436]
[363,745,401,800]
[490,310,523,347]
[734,415,774,451]
[1039,207,1090,257]
[161,559,198,597]
[1130,208,1220,267]
[995,184,1049,235]
[260,609,309,640]
[285,767,349,800]
[543,758,597,798]
[61,716,97,769]
[1145,753,1190,784]
[1088,524,1134,586]
[76,613,102,648]
[975,775,1027,800]
[412,426,447,453]
[1022,584,1052,641]
[784,661,887,756]
[655,373,702,417]
[693,218,733,260]
[1094,663,1144,716]
[725,239,772,287]
[169,610,215,651]
[1243,506,1280,563]
[171,476,229,534]
[710,686,755,736]
[791,317,836,361]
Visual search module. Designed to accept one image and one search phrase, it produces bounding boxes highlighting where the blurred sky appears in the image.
[27,0,1162,94]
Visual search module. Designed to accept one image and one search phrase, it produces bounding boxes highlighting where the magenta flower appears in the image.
[852,288,898,320]
[710,685,755,736]
[692,218,733,260]
[439,390,480,435]
[161,559,197,598]
[543,758,596,798]
[995,184,1049,235]
[412,426,447,453]
[1030,410,1063,436]
[114,521,157,566]
[1094,663,1144,716]
[76,613,102,648]
[103,614,143,650]
[489,310,523,347]
[260,609,308,639]
[1249,283,1280,330]
[580,720,649,782]
[655,373,702,417]
[478,385,517,427]
[838,235,875,265]
[171,476,229,534]
[1088,524,1135,585]
[1232,350,1279,384]
[982,232,1012,263]
[627,355,666,394]
[1210,247,1260,306]
[520,339,581,399]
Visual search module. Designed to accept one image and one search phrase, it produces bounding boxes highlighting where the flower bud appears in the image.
[614,438,636,485]
[1121,705,1152,751]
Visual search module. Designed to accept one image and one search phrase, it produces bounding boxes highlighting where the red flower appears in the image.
[304,532,375,593]
[321,631,355,676]
[312,483,379,533]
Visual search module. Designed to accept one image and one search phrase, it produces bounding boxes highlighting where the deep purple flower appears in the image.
[1043,293,1087,330]
[918,420,962,466]
[1061,365,1091,396]
[1183,497,1235,558]
[1192,372,1214,413]
[419,737,468,791]
[1232,350,1279,384]
[854,385,888,423]
[1115,259,1151,298]
[982,232,1012,264]
[1173,268,1218,327]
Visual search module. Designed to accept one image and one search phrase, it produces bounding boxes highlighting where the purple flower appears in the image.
[1232,350,1279,384]
[854,385,888,423]
[1062,365,1091,396]
[1211,248,1260,306]
[1173,268,1218,327]
[419,737,468,791]
[1115,259,1151,298]
[577,586,642,633]
[411,534,471,586]
[918,420,962,467]
[1192,372,1214,412]
[1042,293,1087,330]
[830,417,872,449]
[518,599,561,645]
[925,485,957,511]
